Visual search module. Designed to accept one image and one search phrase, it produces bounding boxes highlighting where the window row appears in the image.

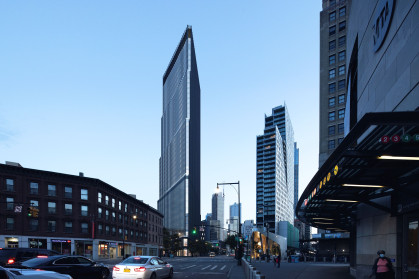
[328,79,346,93]
[328,123,345,136]
[328,94,346,107]
[328,109,345,121]
[329,65,346,79]
[97,192,147,218]
[4,182,90,200]
[328,138,344,150]
[329,51,346,65]
[329,7,346,23]
[329,21,346,36]
[329,36,346,51]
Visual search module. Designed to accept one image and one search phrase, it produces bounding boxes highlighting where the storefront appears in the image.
[28,238,46,249]
[5,237,19,248]
[75,240,93,258]
[136,246,147,256]
[51,239,72,255]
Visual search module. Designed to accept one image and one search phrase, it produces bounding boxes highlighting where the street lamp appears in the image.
[216,181,241,266]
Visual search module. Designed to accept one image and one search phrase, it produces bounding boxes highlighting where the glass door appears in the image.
[407,219,419,279]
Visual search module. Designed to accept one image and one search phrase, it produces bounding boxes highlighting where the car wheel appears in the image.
[150,272,157,279]
[167,268,174,278]
[101,268,110,279]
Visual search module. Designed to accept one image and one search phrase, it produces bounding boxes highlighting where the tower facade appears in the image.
[158,26,201,242]
[256,105,295,234]
[211,193,224,241]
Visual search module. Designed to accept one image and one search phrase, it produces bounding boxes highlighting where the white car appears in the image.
[112,256,173,279]
[0,266,72,279]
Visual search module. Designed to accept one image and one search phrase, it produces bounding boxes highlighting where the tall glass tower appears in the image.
[256,105,294,234]
[158,26,201,245]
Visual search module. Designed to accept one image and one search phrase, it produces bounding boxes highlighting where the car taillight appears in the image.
[166,264,171,267]
[37,255,48,258]
[7,258,15,264]
[113,267,120,271]
[134,267,146,272]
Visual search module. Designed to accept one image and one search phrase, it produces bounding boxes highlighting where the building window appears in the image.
[329,69,336,79]
[329,111,336,121]
[338,65,345,76]
[338,123,345,134]
[329,40,336,51]
[328,126,336,136]
[48,202,56,214]
[339,94,345,104]
[105,195,109,206]
[338,109,345,119]
[81,189,88,200]
[81,223,88,234]
[339,21,346,32]
[338,36,346,47]
[98,207,102,218]
[118,214,122,222]
[65,204,72,215]
[81,205,88,217]
[29,219,39,231]
[338,79,346,90]
[111,212,116,222]
[330,0,336,6]
[30,200,39,209]
[112,227,116,236]
[125,204,128,213]
[64,186,72,198]
[48,185,56,196]
[328,140,336,149]
[329,11,336,22]
[6,179,14,192]
[6,197,14,210]
[329,83,336,94]
[118,228,123,237]
[98,224,103,235]
[329,97,336,107]
[6,218,14,230]
[48,221,56,232]
[338,137,344,144]
[338,51,346,62]
[118,201,122,211]
[112,198,115,208]
[64,222,73,233]
[339,7,346,17]
[98,192,102,203]
[106,226,110,236]
[30,182,38,195]
[105,210,109,220]
[329,25,336,36]
[329,55,336,65]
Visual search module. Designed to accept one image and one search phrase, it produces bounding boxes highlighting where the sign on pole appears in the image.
[14,205,22,213]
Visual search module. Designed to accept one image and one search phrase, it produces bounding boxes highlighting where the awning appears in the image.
[296,111,419,231]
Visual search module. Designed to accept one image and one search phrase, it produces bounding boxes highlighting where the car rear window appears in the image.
[121,257,148,264]
[20,257,51,267]
[0,250,16,258]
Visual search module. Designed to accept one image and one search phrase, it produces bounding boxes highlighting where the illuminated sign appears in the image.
[373,0,395,52]
[380,134,419,143]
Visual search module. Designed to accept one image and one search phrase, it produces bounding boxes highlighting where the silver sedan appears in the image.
[0,266,72,279]
[112,256,173,279]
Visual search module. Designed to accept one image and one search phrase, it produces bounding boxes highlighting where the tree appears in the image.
[225,234,237,250]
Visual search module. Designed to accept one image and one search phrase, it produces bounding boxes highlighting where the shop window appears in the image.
[64,186,72,198]
[65,204,72,215]
[6,217,14,230]
[30,182,38,195]
[329,83,336,94]
[6,179,14,192]
[329,40,336,51]
[64,222,73,233]
[48,202,56,214]
[48,185,56,196]
[6,197,14,210]
[29,238,46,249]
[48,221,56,232]
[81,189,88,200]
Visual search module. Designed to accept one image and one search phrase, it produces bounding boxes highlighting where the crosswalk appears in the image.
[174,264,229,272]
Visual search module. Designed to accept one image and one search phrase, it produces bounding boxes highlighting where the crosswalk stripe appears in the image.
[182,265,196,270]
[201,265,211,270]
[221,265,226,270]
[210,265,218,270]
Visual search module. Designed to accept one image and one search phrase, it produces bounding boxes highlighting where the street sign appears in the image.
[14,205,22,213]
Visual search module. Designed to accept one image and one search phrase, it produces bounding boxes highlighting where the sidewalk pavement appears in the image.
[227,262,247,279]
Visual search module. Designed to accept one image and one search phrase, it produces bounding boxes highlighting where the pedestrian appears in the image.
[370,250,394,279]
[276,255,280,268]
[273,256,276,268]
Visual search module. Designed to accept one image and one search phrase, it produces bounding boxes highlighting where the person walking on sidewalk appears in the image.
[276,255,280,268]
[370,250,395,279]
[273,255,276,268]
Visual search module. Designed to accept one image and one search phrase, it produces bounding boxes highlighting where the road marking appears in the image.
[201,265,211,270]
[210,265,218,270]
[182,265,196,270]
[221,265,226,270]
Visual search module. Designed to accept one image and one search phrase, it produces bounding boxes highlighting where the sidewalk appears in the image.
[227,262,247,279]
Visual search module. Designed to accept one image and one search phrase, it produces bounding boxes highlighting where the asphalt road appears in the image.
[107,256,238,279]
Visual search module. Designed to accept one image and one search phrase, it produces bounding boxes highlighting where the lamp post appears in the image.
[216,181,241,266]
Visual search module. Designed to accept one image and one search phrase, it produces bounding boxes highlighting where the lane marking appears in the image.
[201,265,211,270]
[221,265,226,270]
[210,265,218,270]
[181,265,196,270]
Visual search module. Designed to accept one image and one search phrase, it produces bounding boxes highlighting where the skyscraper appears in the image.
[212,193,224,241]
[228,203,241,235]
[318,0,351,167]
[256,105,295,234]
[294,142,299,213]
[158,26,201,245]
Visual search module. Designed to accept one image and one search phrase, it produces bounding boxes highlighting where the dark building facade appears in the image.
[0,162,163,260]
[158,26,201,256]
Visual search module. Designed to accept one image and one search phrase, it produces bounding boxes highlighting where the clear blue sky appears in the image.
[0,1,321,223]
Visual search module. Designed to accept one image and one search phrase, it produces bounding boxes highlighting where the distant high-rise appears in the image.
[212,193,224,241]
[256,105,295,234]
[319,0,351,167]
[294,142,299,214]
[228,203,241,235]
[158,26,201,246]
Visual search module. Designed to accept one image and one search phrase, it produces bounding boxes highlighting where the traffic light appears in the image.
[32,208,39,218]
[192,227,197,235]
[27,207,32,217]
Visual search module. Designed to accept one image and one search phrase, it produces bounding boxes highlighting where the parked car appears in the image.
[209,252,215,257]
[0,266,72,279]
[112,256,173,279]
[19,255,109,279]
[0,248,60,267]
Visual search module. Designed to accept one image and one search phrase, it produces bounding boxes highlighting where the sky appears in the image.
[0,1,321,224]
